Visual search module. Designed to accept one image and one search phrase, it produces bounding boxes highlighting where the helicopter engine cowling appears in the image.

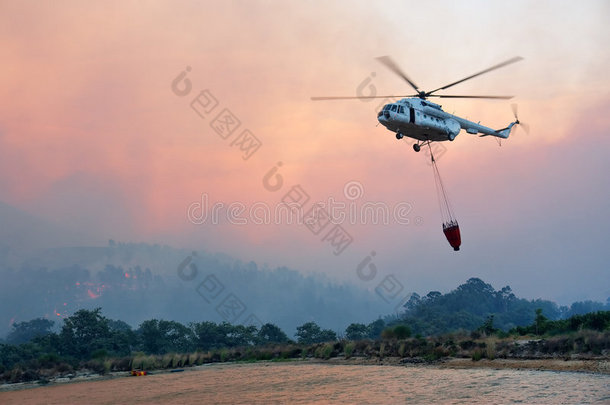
[445,118,461,141]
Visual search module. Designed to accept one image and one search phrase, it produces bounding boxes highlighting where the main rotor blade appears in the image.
[375,56,420,93]
[430,94,515,99]
[427,56,523,96]
[311,95,415,101]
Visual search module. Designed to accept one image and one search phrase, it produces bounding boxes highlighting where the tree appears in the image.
[191,321,224,351]
[345,323,368,341]
[223,323,258,347]
[6,318,54,344]
[496,286,516,313]
[367,319,385,339]
[393,325,411,339]
[138,319,164,354]
[425,291,442,302]
[258,323,290,344]
[567,301,607,317]
[317,329,337,342]
[295,322,336,344]
[534,308,548,335]
[137,319,193,354]
[108,319,132,332]
[60,308,112,358]
[478,315,497,335]
[404,293,421,312]
[296,322,321,344]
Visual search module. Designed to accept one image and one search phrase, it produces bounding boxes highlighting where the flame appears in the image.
[87,289,100,299]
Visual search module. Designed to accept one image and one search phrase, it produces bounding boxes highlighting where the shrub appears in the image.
[132,354,160,370]
[381,328,396,340]
[314,343,334,359]
[219,350,229,362]
[37,353,61,368]
[344,343,355,359]
[84,360,107,374]
[355,340,369,353]
[425,346,448,362]
[54,362,73,374]
[394,325,411,339]
[280,346,302,359]
[21,368,40,382]
[398,342,406,357]
[485,339,496,360]
[109,357,131,371]
[91,349,108,359]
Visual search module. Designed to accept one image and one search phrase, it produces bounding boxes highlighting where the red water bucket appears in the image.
[443,222,461,251]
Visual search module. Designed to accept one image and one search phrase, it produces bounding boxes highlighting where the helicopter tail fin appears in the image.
[496,122,517,139]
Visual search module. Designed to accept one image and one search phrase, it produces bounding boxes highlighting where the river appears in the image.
[1,362,608,404]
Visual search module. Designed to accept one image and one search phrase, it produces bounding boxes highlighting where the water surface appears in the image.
[1,362,608,404]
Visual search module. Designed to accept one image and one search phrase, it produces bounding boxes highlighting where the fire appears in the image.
[87,289,100,299]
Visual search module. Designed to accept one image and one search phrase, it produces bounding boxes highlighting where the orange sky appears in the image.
[1,1,609,304]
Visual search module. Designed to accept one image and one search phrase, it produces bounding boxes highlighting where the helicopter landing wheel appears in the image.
[413,143,421,152]
[396,132,404,140]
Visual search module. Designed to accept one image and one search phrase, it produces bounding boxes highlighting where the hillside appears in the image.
[391,278,609,335]
[0,242,388,338]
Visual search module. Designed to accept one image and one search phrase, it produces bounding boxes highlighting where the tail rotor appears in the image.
[511,103,530,135]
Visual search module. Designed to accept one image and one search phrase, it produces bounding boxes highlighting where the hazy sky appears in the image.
[1,0,608,305]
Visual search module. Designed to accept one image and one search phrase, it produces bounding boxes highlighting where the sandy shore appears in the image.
[439,357,610,374]
[319,356,610,374]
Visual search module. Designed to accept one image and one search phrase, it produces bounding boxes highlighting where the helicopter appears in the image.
[312,56,527,152]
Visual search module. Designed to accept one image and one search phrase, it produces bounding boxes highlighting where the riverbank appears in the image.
[317,356,610,374]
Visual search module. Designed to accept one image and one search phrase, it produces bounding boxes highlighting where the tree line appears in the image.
[1,307,608,383]
[0,308,391,373]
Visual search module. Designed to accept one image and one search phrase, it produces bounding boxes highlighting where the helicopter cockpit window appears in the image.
[391,105,397,112]
[399,106,405,114]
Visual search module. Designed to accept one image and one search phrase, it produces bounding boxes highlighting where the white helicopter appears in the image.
[312,56,527,152]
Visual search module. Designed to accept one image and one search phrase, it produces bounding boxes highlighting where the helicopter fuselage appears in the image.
[378,98,514,142]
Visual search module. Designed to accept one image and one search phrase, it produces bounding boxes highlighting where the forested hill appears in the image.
[393,278,609,336]
[0,242,389,339]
